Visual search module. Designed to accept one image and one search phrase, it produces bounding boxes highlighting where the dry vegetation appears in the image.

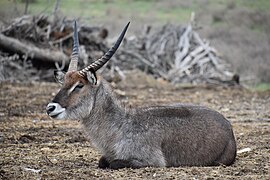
[0,14,238,86]
[1,0,270,85]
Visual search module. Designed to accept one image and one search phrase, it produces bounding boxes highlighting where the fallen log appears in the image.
[0,33,69,65]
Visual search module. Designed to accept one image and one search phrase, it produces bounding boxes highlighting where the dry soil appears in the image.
[0,73,269,179]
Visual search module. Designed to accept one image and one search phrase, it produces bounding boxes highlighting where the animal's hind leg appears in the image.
[215,139,237,166]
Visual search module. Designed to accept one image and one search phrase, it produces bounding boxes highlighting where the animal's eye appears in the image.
[74,83,84,91]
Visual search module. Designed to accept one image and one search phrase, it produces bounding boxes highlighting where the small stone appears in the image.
[0,133,4,143]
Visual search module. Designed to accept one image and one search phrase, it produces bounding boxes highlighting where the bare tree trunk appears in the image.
[24,0,29,15]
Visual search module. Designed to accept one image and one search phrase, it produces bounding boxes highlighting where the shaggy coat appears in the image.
[48,73,236,169]
[47,21,236,169]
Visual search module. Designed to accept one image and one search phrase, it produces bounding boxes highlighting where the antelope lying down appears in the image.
[47,21,236,169]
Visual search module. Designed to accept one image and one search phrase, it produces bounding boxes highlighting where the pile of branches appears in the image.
[0,14,238,85]
[0,15,109,82]
[114,24,238,85]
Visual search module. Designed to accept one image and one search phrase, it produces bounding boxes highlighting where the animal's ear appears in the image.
[54,71,65,85]
[86,71,97,85]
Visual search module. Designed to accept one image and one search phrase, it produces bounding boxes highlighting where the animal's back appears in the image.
[135,104,236,167]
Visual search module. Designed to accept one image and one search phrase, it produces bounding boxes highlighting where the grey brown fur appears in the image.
[46,21,236,169]
[87,79,235,168]
[48,75,236,169]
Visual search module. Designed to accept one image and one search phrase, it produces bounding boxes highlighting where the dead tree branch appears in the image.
[0,33,69,64]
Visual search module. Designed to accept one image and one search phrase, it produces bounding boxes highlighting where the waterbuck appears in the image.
[46,21,236,169]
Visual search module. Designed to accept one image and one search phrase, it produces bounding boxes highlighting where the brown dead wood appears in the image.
[0,33,69,65]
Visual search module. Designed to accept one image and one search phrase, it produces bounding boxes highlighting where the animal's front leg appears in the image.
[109,159,134,169]
[109,159,146,169]
[98,156,110,169]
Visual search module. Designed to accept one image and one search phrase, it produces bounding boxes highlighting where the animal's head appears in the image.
[46,21,129,120]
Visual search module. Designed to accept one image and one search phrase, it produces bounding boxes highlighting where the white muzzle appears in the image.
[46,103,66,119]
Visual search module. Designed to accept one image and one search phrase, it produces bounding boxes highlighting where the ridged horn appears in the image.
[68,20,79,72]
[78,22,130,76]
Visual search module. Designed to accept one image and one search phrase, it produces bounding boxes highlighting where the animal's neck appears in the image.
[96,80,124,114]
[82,80,126,126]
[81,80,127,153]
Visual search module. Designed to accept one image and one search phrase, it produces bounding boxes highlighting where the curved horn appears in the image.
[68,20,79,72]
[79,22,130,76]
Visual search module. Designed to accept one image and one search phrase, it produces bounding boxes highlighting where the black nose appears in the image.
[46,105,56,114]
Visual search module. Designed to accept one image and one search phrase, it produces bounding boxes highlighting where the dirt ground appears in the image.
[0,72,269,179]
